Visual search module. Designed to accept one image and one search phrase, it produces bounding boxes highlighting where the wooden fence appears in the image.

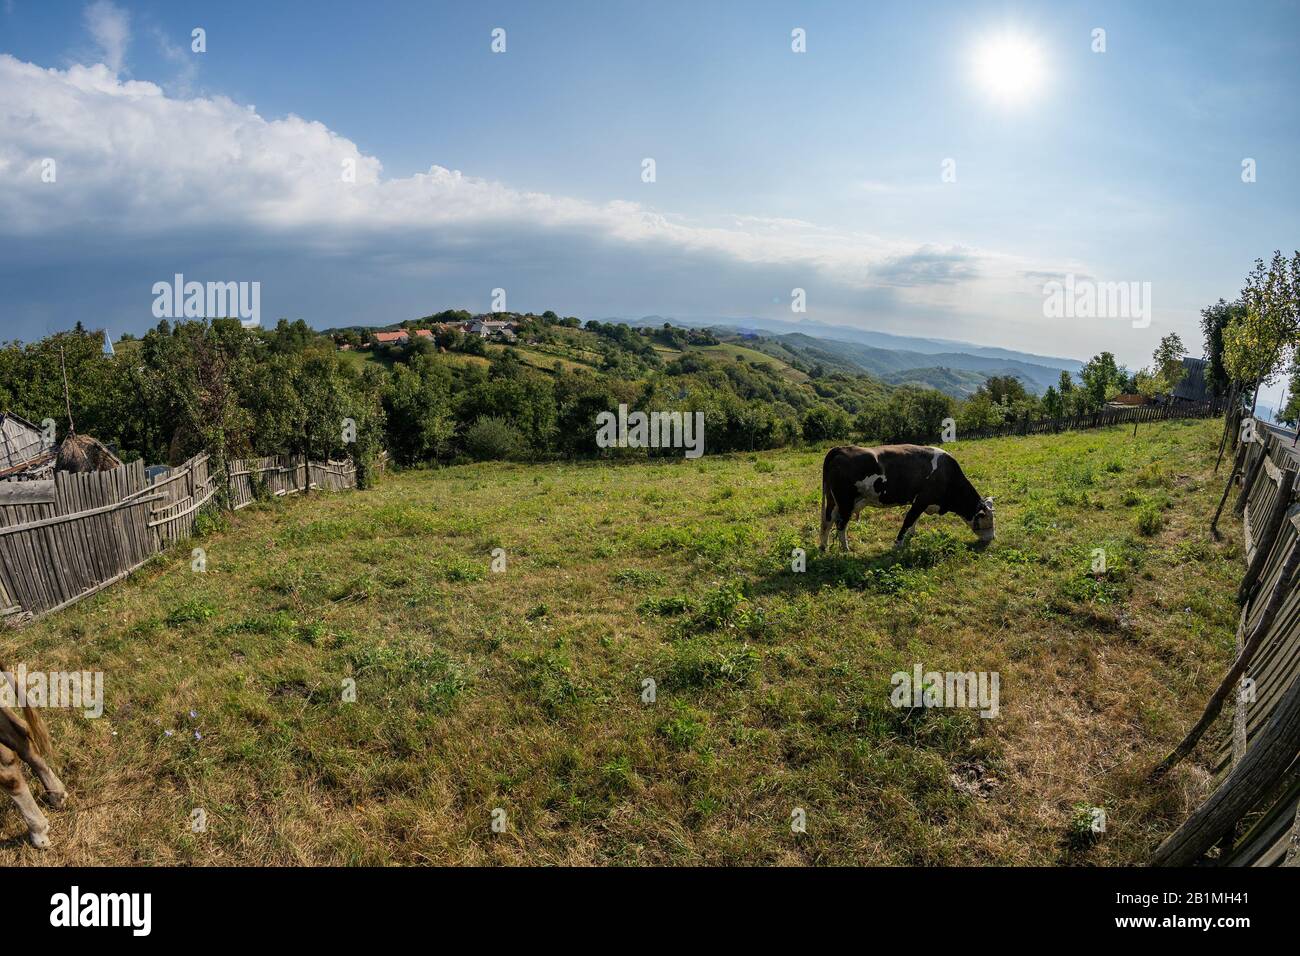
[1152,422,1300,866]
[227,455,356,509]
[0,452,358,625]
[956,396,1228,442]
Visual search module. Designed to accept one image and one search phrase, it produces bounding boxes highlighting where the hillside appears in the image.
[620,315,1081,395]
[766,333,1068,394]
[622,314,1084,371]
[4,417,1239,865]
[328,315,1071,399]
[881,366,990,397]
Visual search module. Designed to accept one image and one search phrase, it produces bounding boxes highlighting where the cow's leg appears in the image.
[894,500,927,549]
[819,494,835,552]
[0,747,51,848]
[835,494,852,551]
[0,707,65,807]
[10,739,66,808]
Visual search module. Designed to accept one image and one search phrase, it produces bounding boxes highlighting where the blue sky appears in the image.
[1,0,1297,371]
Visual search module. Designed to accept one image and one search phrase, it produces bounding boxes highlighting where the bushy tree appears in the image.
[383,359,455,464]
[1079,352,1129,411]
[800,403,852,443]
[1041,385,1063,419]
[1224,251,1300,411]
[463,416,528,461]
[1200,299,1245,397]
[1131,333,1187,400]
[857,387,953,443]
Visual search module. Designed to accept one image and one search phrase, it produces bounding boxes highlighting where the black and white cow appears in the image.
[819,444,994,551]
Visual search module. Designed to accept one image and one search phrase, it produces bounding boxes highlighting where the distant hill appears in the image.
[616,315,1079,397]
[323,311,1073,399]
[727,332,1060,395]
[621,315,1082,370]
[879,367,991,398]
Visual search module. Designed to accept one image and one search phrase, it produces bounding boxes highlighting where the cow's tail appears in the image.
[23,703,53,757]
[820,460,829,525]
[0,665,52,757]
[820,450,838,527]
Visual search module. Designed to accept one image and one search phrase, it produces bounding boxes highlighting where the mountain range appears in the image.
[617,315,1083,396]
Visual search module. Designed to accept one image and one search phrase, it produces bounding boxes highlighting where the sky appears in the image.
[1,0,1297,373]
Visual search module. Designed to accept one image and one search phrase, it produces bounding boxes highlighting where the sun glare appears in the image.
[972,33,1046,107]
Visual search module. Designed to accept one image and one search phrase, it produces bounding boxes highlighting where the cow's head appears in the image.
[969,496,995,542]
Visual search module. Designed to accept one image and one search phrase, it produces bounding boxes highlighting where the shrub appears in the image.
[1066,803,1104,850]
[463,416,529,461]
[658,703,708,750]
[1135,462,1172,488]
[193,506,229,537]
[613,568,665,588]
[667,640,759,689]
[1136,503,1164,536]
[166,600,216,627]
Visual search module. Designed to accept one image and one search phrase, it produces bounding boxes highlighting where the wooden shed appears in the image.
[0,412,50,472]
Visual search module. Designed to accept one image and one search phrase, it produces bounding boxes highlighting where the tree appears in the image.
[1041,385,1063,419]
[463,417,528,461]
[1199,299,1245,396]
[1135,333,1187,399]
[1224,251,1300,413]
[856,387,953,443]
[383,359,455,464]
[800,404,852,443]
[1079,352,1129,411]
[1280,360,1300,427]
[956,390,1004,432]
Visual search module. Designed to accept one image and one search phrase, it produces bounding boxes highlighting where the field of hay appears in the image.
[2,417,1241,865]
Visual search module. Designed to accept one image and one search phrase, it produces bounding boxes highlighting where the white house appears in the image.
[467,319,517,341]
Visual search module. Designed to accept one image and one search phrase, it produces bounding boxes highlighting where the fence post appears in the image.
[1233,434,1269,517]
[1152,538,1300,777]
[1152,657,1300,866]
[1211,442,1247,537]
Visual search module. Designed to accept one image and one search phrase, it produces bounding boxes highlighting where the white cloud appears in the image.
[0,51,1094,348]
[83,1,130,75]
[152,25,198,96]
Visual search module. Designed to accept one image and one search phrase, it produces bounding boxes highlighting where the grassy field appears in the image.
[3,418,1241,865]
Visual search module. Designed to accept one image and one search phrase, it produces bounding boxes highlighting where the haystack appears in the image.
[55,433,122,473]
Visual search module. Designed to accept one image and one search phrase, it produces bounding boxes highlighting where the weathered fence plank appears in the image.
[1154,421,1300,866]
[0,448,363,623]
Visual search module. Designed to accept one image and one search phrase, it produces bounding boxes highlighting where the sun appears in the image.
[971,33,1046,106]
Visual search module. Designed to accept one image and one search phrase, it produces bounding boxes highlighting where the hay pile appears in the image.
[55,433,122,473]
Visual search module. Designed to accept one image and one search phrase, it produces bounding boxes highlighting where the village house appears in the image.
[467,319,517,341]
[1171,356,1210,403]
[371,330,410,347]
[1106,356,1214,409]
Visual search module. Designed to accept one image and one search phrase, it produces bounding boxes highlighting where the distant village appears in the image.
[341,315,519,351]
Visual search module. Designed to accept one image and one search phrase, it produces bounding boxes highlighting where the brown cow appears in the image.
[0,668,66,848]
[820,444,995,551]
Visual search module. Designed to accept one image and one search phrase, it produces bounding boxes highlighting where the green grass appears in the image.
[5,418,1241,865]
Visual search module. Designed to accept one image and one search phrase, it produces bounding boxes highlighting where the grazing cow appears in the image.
[0,670,66,848]
[820,444,994,551]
